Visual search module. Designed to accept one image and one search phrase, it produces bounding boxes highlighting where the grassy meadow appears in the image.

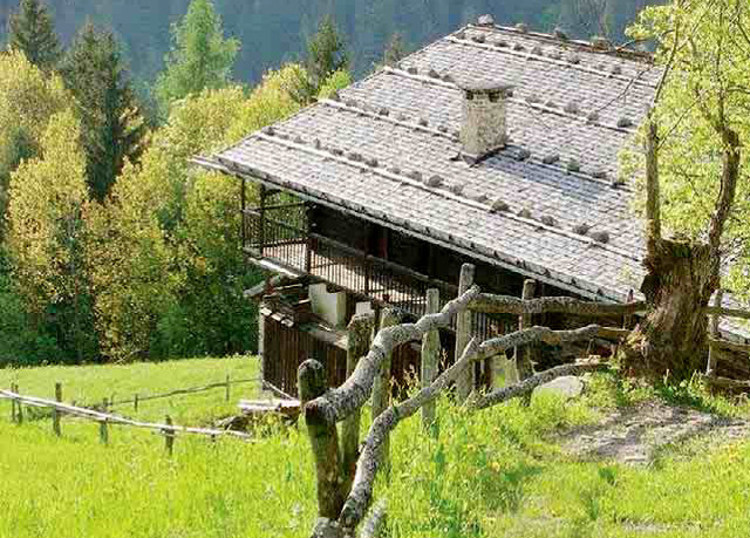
[2,361,750,537]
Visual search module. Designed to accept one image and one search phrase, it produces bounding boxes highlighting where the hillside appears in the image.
[0,0,660,85]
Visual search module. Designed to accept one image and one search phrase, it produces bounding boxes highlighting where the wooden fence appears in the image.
[300,263,750,538]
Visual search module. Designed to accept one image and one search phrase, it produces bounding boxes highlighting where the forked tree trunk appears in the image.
[625,239,718,380]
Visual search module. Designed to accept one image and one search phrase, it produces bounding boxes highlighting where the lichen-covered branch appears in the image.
[359,501,387,538]
[305,285,481,426]
[469,294,645,317]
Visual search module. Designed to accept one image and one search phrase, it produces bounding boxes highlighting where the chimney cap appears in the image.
[458,80,514,93]
[477,14,495,27]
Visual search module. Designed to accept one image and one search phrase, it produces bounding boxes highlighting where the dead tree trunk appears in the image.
[625,115,740,380]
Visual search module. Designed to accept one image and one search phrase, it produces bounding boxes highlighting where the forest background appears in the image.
[0,0,660,367]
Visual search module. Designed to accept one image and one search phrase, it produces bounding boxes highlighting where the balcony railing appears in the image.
[243,206,511,339]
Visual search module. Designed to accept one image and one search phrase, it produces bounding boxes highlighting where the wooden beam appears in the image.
[421,289,440,434]
[455,264,476,401]
[516,280,537,380]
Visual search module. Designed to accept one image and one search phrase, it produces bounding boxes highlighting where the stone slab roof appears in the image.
[211,21,658,305]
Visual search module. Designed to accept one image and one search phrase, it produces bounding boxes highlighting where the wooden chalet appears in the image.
[196,16,749,397]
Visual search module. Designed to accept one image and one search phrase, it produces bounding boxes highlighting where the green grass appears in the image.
[2,363,750,538]
[0,355,260,424]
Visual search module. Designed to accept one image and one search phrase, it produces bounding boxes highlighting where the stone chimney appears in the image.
[459,82,511,162]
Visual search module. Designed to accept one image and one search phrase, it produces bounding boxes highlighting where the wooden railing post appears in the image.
[14,384,23,425]
[422,288,440,434]
[342,313,374,495]
[165,415,175,456]
[706,289,724,376]
[258,184,267,255]
[225,374,231,402]
[455,263,476,401]
[371,308,399,475]
[10,383,17,424]
[299,359,346,520]
[516,279,537,380]
[53,382,63,437]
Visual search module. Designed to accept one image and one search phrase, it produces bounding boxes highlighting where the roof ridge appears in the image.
[445,34,657,90]
[476,23,655,64]
[252,130,640,263]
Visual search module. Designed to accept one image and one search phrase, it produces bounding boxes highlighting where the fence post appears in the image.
[422,288,440,435]
[455,263,476,401]
[516,279,537,380]
[14,384,23,425]
[225,374,231,402]
[99,398,109,445]
[53,382,63,437]
[371,308,399,476]
[342,313,374,495]
[134,394,139,413]
[165,415,175,456]
[299,359,345,520]
[706,289,724,376]
[10,383,17,424]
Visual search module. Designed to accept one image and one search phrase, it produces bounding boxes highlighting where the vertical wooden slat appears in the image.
[455,263,476,401]
[371,308,399,476]
[706,289,724,376]
[516,279,537,380]
[422,288,440,434]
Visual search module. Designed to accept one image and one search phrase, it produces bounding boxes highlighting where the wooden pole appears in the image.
[10,383,17,423]
[15,384,23,425]
[225,374,231,402]
[53,382,63,437]
[134,394,139,413]
[165,415,175,456]
[99,398,109,445]
[706,289,724,376]
[421,288,441,434]
[299,359,345,520]
[342,313,374,495]
[455,263,476,401]
[371,308,399,476]
[515,280,537,380]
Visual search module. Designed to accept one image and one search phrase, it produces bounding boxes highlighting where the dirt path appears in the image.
[559,400,750,465]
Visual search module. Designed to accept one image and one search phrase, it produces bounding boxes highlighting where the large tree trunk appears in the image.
[625,239,718,380]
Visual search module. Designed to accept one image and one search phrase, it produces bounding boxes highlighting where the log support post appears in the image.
[455,263,476,401]
[53,382,62,437]
[299,359,346,520]
[421,288,440,434]
[371,308,399,476]
[342,313,374,495]
[706,289,724,376]
[225,374,231,402]
[165,415,175,456]
[515,279,537,380]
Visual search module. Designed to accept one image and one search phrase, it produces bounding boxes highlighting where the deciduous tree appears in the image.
[623,0,750,379]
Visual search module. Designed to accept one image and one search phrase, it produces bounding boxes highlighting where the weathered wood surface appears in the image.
[705,306,750,320]
[238,399,301,418]
[0,390,253,439]
[371,308,399,476]
[706,290,724,375]
[299,359,346,520]
[421,288,440,432]
[53,382,62,437]
[342,313,375,494]
[455,264,476,401]
[338,326,607,532]
[709,338,750,355]
[304,285,481,427]
[359,501,387,538]
[516,279,537,380]
[469,293,646,316]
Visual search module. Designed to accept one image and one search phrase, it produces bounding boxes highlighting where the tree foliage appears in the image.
[382,32,408,67]
[6,109,96,361]
[6,0,60,70]
[155,0,239,112]
[627,0,750,293]
[0,50,69,238]
[61,22,147,201]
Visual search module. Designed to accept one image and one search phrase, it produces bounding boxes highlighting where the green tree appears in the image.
[622,0,750,378]
[155,0,240,112]
[6,109,96,362]
[6,0,61,71]
[61,22,147,201]
[382,32,408,67]
[0,50,69,239]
